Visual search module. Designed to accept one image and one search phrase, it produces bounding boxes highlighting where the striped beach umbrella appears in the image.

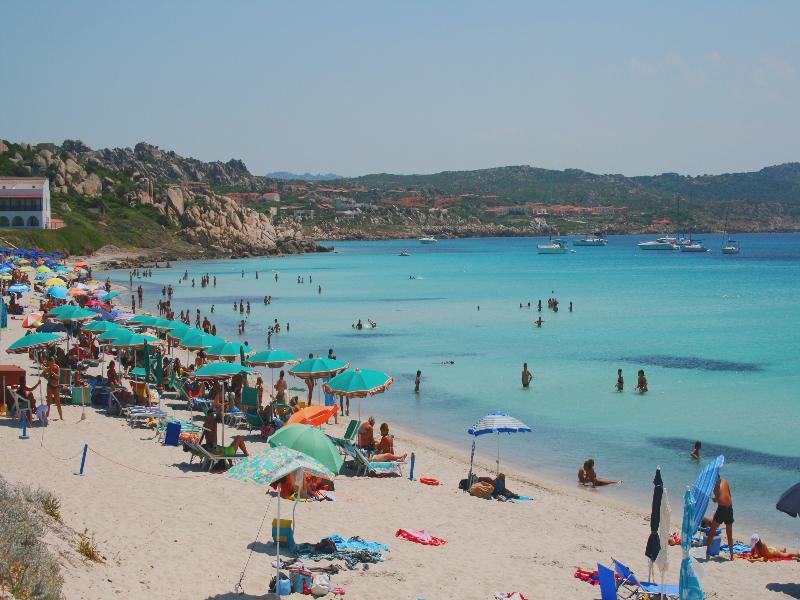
[679,489,704,599]
[468,411,532,476]
[206,341,254,360]
[6,332,64,353]
[191,362,253,380]
[247,349,300,368]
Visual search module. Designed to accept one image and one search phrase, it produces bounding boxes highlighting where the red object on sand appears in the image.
[395,528,447,546]
[286,405,339,427]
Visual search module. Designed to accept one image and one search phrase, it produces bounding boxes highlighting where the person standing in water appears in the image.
[522,363,533,388]
[414,370,421,393]
[635,369,648,393]
[691,441,701,460]
[615,369,624,391]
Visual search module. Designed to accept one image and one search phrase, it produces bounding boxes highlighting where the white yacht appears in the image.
[679,240,710,253]
[638,236,679,250]
[537,239,569,254]
[573,234,608,246]
[418,237,437,244]
[721,239,740,254]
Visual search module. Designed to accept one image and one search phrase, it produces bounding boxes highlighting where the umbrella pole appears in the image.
[467,439,476,486]
[275,492,281,595]
[496,433,500,476]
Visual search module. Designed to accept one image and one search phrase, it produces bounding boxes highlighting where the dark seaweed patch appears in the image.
[649,437,800,471]
[622,355,762,372]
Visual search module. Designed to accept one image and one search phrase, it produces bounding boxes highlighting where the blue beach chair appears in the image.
[611,558,679,599]
[597,563,618,600]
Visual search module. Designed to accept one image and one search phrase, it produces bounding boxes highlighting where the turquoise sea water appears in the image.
[109,233,800,541]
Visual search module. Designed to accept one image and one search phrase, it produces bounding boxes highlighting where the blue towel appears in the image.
[721,543,751,555]
[515,496,533,501]
[328,535,389,553]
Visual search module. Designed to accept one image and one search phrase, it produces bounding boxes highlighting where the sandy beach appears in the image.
[1,285,798,600]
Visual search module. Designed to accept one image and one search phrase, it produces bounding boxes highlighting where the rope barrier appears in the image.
[87,446,208,479]
[235,492,274,594]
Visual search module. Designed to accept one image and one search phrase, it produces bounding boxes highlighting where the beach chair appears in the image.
[611,558,679,599]
[240,387,264,432]
[597,563,618,600]
[342,419,360,443]
[349,445,402,477]
[70,385,89,406]
[182,440,247,471]
[5,386,31,422]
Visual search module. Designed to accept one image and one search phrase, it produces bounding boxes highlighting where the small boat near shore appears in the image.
[721,239,740,254]
[419,237,437,244]
[573,234,608,247]
[399,250,410,256]
[679,239,710,253]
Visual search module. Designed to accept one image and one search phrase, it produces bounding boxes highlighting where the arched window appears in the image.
[11,216,24,227]
[27,216,39,227]
[0,216,8,227]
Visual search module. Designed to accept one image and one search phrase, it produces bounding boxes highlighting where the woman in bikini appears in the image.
[44,357,62,420]
[372,423,407,462]
[750,534,799,560]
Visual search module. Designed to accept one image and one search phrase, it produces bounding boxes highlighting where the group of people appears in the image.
[614,368,648,393]
[357,417,406,462]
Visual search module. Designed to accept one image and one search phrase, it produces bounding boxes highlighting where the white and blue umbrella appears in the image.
[679,488,704,599]
[689,455,725,535]
[48,285,68,300]
[467,411,532,476]
[8,283,29,294]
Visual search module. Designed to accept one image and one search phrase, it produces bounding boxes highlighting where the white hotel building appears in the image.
[0,177,52,228]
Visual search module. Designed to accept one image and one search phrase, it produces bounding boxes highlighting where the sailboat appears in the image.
[573,232,608,246]
[537,235,569,254]
[720,212,740,254]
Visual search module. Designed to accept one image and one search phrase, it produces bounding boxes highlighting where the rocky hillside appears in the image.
[0,139,321,257]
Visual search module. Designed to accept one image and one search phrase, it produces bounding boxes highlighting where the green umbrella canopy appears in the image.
[6,332,64,354]
[206,341,254,359]
[82,320,124,333]
[288,357,349,379]
[180,331,225,351]
[247,349,301,367]
[97,327,132,344]
[149,318,184,331]
[227,446,334,486]
[323,368,393,398]
[268,424,343,474]
[192,362,254,380]
[46,306,98,321]
[101,291,120,302]
[166,323,191,340]
[111,333,162,348]
[129,366,148,379]
[127,314,159,326]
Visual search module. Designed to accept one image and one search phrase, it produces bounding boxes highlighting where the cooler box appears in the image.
[271,518,294,548]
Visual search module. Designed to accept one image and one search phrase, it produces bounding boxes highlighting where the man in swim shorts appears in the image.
[706,476,735,560]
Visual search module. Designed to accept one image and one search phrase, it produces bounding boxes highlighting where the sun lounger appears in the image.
[597,563,618,600]
[342,419,360,443]
[70,385,89,406]
[348,443,402,477]
[240,387,265,432]
[124,406,168,427]
[5,386,31,421]
[182,440,247,471]
[611,558,679,599]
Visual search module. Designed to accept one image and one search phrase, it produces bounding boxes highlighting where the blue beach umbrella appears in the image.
[8,283,29,294]
[679,488,704,599]
[690,455,725,535]
[468,411,532,476]
[48,285,69,300]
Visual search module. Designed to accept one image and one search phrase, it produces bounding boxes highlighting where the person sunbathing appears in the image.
[200,410,249,458]
[371,422,406,462]
[578,459,619,487]
[750,534,799,560]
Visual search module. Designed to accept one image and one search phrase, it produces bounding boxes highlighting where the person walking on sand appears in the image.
[616,369,624,391]
[414,370,421,393]
[43,357,62,420]
[635,369,648,393]
[707,476,735,560]
[522,363,533,388]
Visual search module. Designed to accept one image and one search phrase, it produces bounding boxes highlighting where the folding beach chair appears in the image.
[70,385,89,406]
[182,440,247,471]
[611,558,679,599]
[597,563,618,600]
[240,387,264,432]
[342,419,360,443]
[351,445,402,477]
[5,385,31,422]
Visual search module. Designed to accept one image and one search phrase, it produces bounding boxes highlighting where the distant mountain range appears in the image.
[266,171,343,181]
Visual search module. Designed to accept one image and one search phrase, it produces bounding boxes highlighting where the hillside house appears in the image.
[0,177,52,228]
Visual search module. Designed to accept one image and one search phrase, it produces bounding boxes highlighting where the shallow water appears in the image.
[109,233,800,541]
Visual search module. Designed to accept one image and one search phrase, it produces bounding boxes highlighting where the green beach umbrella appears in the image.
[192,362,254,380]
[323,368,393,398]
[44,304,71,317]
[149,318,183,331]
[247,349,300,368]
[6,332,64,353]
[166,323,191,339]
[179,331,225,351]
[111,333,162,348]
[288,357,349,379]
[46,306,97,322]
[205,341,254,360]
[129,366,148,379]
[101,291,120,302]
[97,327,132,344]
[82,320,123,334]
[36,265,51,273]
[268,424,344,474]
[127,314,159,326]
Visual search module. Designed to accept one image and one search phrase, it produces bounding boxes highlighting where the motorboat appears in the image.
[679,240,710,253]
[399,250,410,256]
[573,234,608,246]
[418,237,437,244]
[537,239,569,254]
[638,236,679,250]
[721,239,740,254]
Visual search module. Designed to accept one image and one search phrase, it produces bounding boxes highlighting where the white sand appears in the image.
[1,294,797,599]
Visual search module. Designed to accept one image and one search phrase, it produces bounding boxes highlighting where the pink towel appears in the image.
[395,528,448,546]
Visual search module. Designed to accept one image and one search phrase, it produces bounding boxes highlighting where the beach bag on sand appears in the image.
[311,573,332,596]
[468,480,494,499]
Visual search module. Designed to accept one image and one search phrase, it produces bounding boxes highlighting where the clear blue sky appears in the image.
[1,1,798,177]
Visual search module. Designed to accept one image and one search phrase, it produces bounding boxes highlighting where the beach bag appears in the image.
[310,574,332,597]
[315,537,337,554]
[469,481,494,499]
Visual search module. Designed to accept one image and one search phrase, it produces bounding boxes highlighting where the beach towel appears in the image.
[293,545,385,569]
[328,535,389,553]
[494,593,528,600]
[574,568,600,586]
[721,543,753,555]
[395,528,447,546]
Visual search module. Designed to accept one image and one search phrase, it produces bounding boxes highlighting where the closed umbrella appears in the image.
[690,455,725,535]
[645,468,664,582]
[268,424,344,474]
[323,368,393,419]
[468,411,532,476]
[776,482,800,518]
[679,488,704,599]
[655,483,672,586]
[226,446,334,594]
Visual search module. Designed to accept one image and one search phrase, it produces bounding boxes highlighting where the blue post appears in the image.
[19,417,29,440]
[78,443,88,476]
[409,452,416,481]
